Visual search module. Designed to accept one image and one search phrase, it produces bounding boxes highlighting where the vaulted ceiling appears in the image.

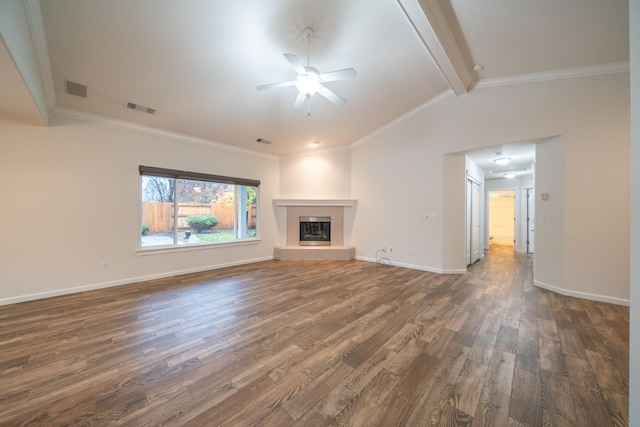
[0,0,630,160]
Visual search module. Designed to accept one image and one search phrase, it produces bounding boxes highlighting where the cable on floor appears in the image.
[376,250,391,266]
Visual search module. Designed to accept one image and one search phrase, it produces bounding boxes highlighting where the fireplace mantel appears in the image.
[274,199,356,207]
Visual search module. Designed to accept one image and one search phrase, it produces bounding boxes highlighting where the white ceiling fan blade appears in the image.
[320,68,357,82]
[256,80,296,90]
[284,53,307,75]
[317,85,346,106]
[293,92,306,111]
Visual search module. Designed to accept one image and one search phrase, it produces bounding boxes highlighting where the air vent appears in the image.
[256,138,272,145]
[65,80,87,98]
[126,102,156,115]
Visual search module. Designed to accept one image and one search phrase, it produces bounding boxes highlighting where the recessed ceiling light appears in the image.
[494,157,511,165]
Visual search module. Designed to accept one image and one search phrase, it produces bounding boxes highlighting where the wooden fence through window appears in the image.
[142,202,257,233]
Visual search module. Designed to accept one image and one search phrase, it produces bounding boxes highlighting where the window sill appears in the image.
[137,238,261,256]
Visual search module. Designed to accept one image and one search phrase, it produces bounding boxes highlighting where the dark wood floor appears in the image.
[0,246,629,426]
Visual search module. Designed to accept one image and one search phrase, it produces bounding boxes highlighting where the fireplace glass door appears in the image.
[299,216,331,246]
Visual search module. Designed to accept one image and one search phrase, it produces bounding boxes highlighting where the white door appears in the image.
[471,181,481,263]
[466,179,472,265]
[526,188,535,253]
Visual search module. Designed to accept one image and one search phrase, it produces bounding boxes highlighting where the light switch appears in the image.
[425,213,436,220]
[539,214,545,222]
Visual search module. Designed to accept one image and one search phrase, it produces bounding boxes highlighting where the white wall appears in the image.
[0,113,279,304]
[534,137,565,293]
[628,0,639,423]
[351,122,450,271]
[279,148,351,199]
[349,72,630,302]
[277,147,353,246]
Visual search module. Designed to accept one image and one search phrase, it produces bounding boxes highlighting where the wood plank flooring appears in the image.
[0,245,629,426]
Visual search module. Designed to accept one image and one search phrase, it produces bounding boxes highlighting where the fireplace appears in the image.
[299,216,331,246]
[273,199,355,260]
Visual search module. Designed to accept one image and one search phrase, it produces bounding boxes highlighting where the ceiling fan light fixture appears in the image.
[494,157,511,165]
[295,74,321,96]
[257,27,355,112]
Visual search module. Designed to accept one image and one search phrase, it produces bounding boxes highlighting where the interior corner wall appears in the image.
[350,119,447,271]
[0,114,279,304]
[279,148,351,199]
[349,72,629,303]
[628,0,639,423]
[443,154,468,272]
[533,137,565,290]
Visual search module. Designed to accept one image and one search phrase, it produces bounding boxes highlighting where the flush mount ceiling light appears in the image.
[503,172,517,178]
[494,157,511,165]
[309,140,320,147]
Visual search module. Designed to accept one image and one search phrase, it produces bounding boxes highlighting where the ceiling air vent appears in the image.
[256,138,272,145]
[126,102,156,115]
[65,80,87,98]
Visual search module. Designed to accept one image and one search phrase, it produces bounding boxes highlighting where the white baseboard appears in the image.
[0,256,274,307]
[534,279,630,306]
[355,256,466,274]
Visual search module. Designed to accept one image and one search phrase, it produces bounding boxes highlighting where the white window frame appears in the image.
[139,166,260,250]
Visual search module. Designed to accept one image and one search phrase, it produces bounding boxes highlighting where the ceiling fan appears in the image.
[257,27,357,113]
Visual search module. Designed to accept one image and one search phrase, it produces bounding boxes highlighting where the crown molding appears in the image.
[51,106,279,161]
[351,89,454,149]
[476,61,630,89]
[352,61,628,151]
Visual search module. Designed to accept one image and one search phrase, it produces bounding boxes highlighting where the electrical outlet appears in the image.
[389,247,393,252]
[100,261,109,270]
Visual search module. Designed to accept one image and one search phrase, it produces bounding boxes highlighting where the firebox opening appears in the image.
[299,216,331,246]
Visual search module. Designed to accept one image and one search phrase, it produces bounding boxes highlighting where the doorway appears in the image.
[488,190,515,248]
[466,178,482,265]
[525,187,535,253]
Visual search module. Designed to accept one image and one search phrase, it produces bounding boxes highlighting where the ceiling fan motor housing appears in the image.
[303,27,314,40]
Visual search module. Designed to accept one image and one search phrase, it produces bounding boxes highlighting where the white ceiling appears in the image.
[1,0,630,172]
[464,139,539,181]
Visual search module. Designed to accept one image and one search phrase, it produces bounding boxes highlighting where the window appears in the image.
[139,166,259,248]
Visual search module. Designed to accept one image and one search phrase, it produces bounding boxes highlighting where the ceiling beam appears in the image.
[398,0,474,96]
